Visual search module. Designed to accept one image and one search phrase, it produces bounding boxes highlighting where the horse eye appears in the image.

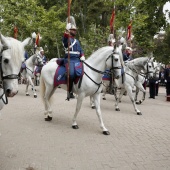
[4,59,9,64]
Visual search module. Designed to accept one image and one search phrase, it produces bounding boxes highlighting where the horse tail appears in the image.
[40,74,46,104]
[40,73,54,105]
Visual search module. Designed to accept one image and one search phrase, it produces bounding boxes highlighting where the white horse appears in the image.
[134,70,147,104]
[90,59,154,108]
[40,46,122,135]
[21,53,44,98]
[0,34,31,110]
[134,61,162,104]
[114,57,155,115]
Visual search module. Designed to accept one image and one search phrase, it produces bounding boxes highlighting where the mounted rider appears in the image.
[62,16,85,100]
[108,34,116,46]
[38,47,47,65]
[123,46,133,63]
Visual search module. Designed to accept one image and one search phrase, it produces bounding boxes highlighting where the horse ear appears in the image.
[0,33,11,48]
[22,37,31,47]
[113,43,117,51]
[150,57,154,62]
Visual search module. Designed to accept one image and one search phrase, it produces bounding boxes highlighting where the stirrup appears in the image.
[70,92,75,99]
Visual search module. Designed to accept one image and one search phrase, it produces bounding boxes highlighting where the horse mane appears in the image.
[86,46,114,62]
[5,37,24,65]
[126,57,149,71]
[0,41,3,52]
[131,57,149,65]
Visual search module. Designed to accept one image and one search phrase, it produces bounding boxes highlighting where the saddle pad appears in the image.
[102,67,124,81]
[21,62,26,69]
[34,66,42,75]
[54,65,84,88]
[54,66,66,87]
[102,69,111,81]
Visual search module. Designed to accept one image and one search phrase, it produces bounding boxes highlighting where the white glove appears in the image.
[158,80,161,82]
[155,81,158,84]
[66,23,71,31]
[165,79,167,83]
[80,56,85,61]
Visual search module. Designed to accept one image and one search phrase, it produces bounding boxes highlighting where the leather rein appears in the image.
[82,52,121,94]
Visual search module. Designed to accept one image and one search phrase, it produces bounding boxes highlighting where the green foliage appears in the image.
[0,0,170,62]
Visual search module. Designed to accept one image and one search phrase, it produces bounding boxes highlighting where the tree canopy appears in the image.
[0,0,170,63]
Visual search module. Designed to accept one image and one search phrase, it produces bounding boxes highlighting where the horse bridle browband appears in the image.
[0,46,19,104]
[82,52,122,94]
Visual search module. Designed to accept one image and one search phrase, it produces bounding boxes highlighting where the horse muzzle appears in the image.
[6,89,18,97]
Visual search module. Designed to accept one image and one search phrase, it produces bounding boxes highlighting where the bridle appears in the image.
[0,46,19,105]
[126,59,154,81]
[33,54,44,67]
[26,54,43,74]
[82,51,121,94]
[154,64,160,78]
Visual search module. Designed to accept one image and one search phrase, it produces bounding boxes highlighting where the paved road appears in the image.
[0,84,170,170]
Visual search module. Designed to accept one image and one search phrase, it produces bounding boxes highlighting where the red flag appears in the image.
[110,10,115,33]
[14,26,18,39]
[35,33,40,46]
[127,20,132,40]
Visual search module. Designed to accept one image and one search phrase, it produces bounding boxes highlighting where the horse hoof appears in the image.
[115,108,120,111]
[103,98,106,100]
[26,94,30,96]
[34,95,37,98]
[45,116,52,121]
[91,106,96,109]
[103,131,110,135]
[72,125,79,129]
[137,112,142,115]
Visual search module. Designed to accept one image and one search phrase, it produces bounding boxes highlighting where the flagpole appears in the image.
[109,0,115,94]
[127,20,132,47]
[67,0,71,99]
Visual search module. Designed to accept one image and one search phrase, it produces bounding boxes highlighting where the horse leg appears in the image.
[115,88,125,111]
[44,86,55,121]
[93,93,110,135]
[37,75,40,86]
[90,96,95,109]
[28,76,37,98]
[135,83,146,104]
[135,87,139,102]
[25,78,30,96]
[102,91,107,100]
[35,74,40,86]
[72,93,85,129]
[102,80,109,100]
[114,87,118,101]
[126,85,142,115]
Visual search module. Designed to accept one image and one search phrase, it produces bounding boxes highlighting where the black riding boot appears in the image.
[67,78,74,101]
